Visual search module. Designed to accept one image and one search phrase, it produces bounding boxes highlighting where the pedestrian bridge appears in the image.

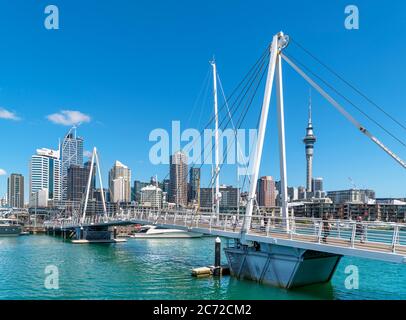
[45,31,406,288]
[45,208,406,265]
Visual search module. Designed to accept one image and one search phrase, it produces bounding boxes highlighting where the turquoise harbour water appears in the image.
[0,235,405,300]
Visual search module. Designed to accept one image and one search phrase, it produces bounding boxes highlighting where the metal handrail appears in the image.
[43,208,406,253]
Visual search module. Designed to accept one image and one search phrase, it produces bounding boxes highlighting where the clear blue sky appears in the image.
[1,0,406,199]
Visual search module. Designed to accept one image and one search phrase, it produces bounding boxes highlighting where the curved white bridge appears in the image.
[46,207,406,265]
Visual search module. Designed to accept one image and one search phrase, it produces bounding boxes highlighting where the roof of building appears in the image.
[141,185,162,192]
[114,160,128,168]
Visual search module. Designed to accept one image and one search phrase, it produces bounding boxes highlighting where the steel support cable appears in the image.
[160,48,270,184]
[217,73,252,185]
[190,51,270,176]
[207,59,269,190]
[290,37,406,133]
[282,53,406,169]
[200,46,271,136]
[184,51,269,157]
[206,58,270,187]
[185,68,211,130]
[283,52,406,149]
[169,50,270,206]
[201,57,268,194]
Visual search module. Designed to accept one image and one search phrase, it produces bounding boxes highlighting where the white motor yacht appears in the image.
[130,225,203,239]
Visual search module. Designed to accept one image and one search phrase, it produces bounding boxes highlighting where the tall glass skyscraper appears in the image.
[169,151,188,207]
[7,173,24,208]
[188,167,200,205]
[109,161,131,203]
[29,148,61,206]
[61,126,84,200]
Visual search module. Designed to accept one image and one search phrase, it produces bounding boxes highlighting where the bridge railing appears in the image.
[44,207,406,254]
[126,208,406,253]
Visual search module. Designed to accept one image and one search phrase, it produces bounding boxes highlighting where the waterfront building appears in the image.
[290,200,406,222]
[189,167,200,205]
[109,161,131,203]
[162,179,170,193]
[30,188,49,208]
[288,187,299,202]
[219,185,239,208]
[169,151,188,207]
[200,185,239,209]
[94,188,110,203]
[29,148,61,206]
[257,176,276,207]
[60,127,84,200]
[134,180,149,203]
[140,184,163,208]
[0,196,7,207]
[7,173,24,208]
[326,189,376,204]
[303,94,316,193]
[312,177,323,192]
[298,186,307,200]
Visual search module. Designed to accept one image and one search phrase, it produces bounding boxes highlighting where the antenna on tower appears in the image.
[308,87,312,125]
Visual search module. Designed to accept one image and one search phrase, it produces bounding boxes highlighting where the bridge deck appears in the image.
[45,209,406,264]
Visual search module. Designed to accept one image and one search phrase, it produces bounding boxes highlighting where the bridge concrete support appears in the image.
[224,242,342,289]
[74,226,112,241]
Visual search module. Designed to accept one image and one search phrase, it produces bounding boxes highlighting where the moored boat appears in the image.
[0,218,22,237]
[130,225,203,239]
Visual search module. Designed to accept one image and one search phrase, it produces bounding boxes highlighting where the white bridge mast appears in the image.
[81,147,107,224]
[242,32,290,238]
[211,59,221,219]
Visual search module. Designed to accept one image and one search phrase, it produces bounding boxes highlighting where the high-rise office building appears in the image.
[7,173,24,208]
[312,177,324,193]
[298,186,307,200]
[169,151,188,207]
[189,167,200,205]
[134,180,149,203]
[109,161,131,203]
[303,94,316,193]
[257,176,276,207]
[61,127,84,200]
[200,185,239,209]
[67,163,95,202]
[140,184,163,208]
[162,179,170,202]
[29,148,61,206]
[288,187,299,202]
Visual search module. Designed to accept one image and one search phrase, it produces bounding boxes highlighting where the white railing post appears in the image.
[392,225,400,253]
[351,222,356,248]
[266,219,270,237]
[317,221,322,244]
[289,217,294,240]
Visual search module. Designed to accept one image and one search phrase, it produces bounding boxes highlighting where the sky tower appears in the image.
[303,91,316,193]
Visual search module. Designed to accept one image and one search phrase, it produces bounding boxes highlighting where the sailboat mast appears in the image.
[211,60,221,219]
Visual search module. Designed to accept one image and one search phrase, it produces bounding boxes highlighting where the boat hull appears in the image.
[130,231,203,239]
[0,225,22,237]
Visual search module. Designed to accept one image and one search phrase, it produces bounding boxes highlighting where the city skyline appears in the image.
[1,1,406,198]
